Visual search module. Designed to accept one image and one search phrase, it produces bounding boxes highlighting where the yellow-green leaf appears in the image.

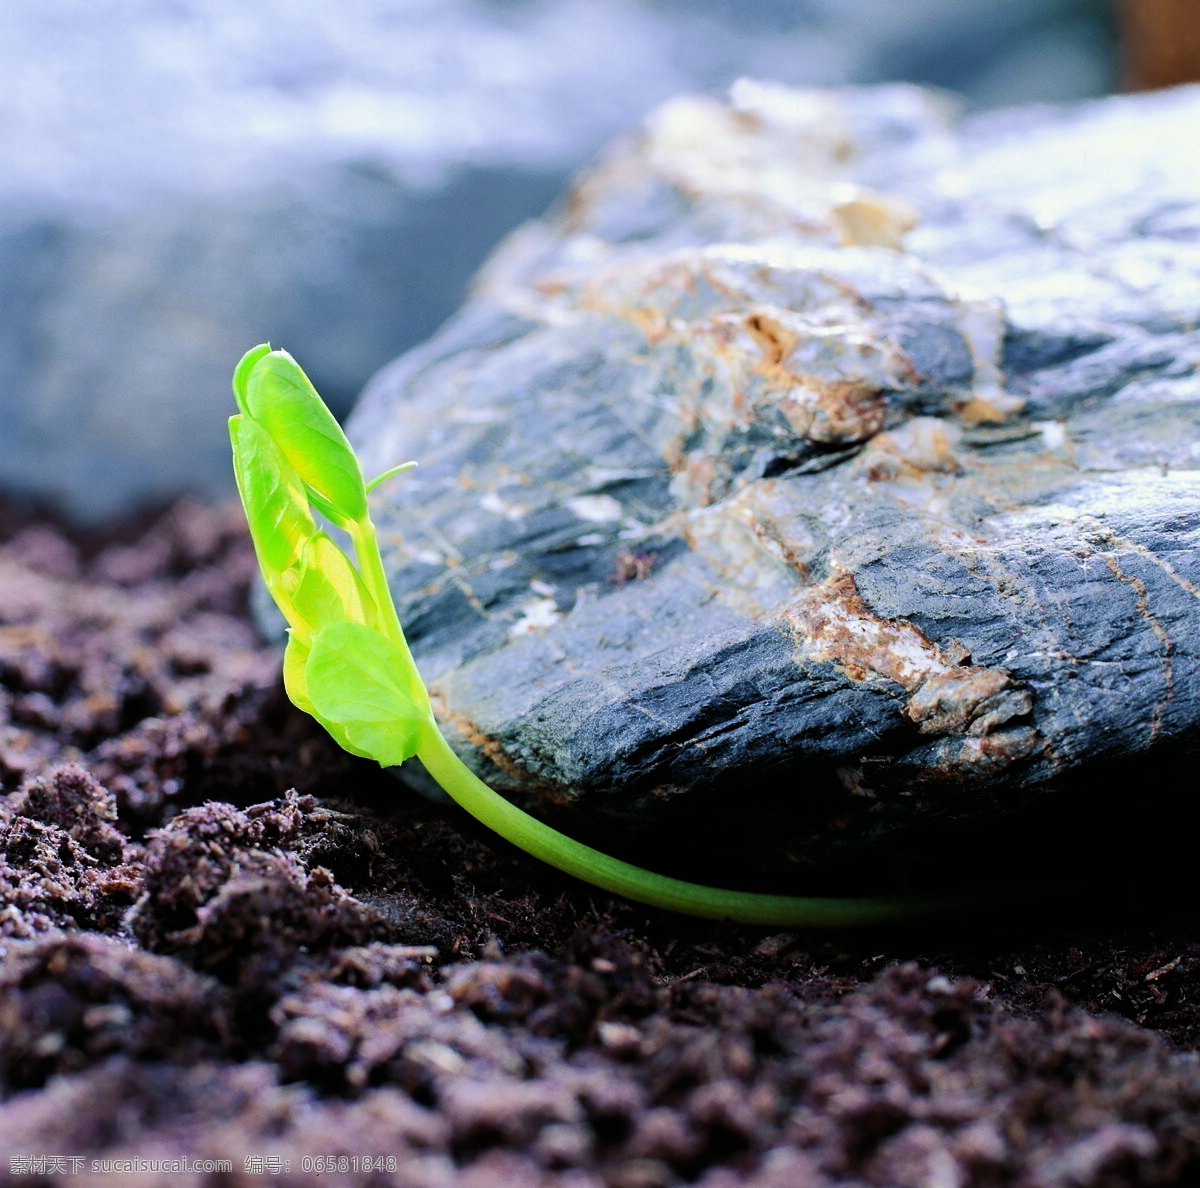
[283,631,376,760]
[284,531,378,641]
[282,631,316,716]
[305,621,428,767]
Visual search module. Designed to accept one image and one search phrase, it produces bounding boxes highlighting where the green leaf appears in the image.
[229,413,317,583]
[242,348,368,523]
[283,531,378,640]
[305,621,429,767]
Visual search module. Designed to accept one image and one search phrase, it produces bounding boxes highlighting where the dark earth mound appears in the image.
[2,496,1200,1186]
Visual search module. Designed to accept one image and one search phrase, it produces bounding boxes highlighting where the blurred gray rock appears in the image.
[0,0,1115,522]
[350,80,1200,866]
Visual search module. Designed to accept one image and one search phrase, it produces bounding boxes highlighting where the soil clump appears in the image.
[2,498,1199,1186]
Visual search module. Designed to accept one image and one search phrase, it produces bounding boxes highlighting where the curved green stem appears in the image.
[416,724,964,927]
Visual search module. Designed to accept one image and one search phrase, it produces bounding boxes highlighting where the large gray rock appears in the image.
[350,81,1200,868]
[0,0,1114,522]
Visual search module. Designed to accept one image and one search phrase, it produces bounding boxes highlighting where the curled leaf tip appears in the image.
[232,343,273,413]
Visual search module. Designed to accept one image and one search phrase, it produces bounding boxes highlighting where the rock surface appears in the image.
[0,0,1115,521]
[350,80,1200,866]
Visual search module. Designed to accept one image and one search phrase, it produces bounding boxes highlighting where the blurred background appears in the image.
[0,0,1184,522]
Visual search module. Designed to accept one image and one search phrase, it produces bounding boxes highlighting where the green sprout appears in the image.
[230,344,958,926]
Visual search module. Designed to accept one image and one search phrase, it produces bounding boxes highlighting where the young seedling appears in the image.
[230,344,957,926]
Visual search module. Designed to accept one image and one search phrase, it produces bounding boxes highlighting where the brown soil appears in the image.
[2,498,1199,1187]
